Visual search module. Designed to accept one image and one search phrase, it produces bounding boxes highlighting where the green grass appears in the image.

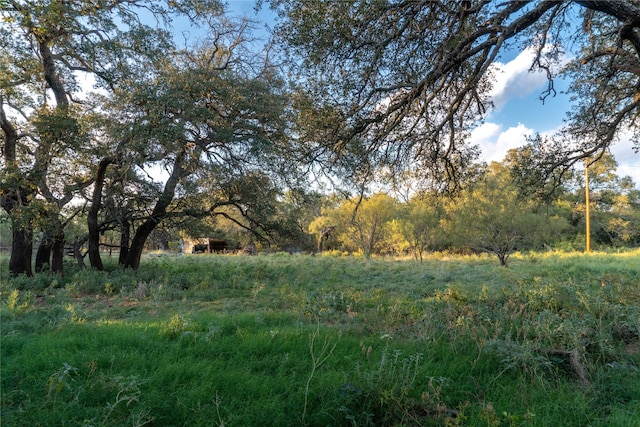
[1,250,639,426]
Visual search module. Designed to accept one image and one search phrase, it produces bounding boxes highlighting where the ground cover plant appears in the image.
[1,250,639,426]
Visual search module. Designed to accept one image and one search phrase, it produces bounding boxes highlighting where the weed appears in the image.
[213,393,228,427]
[47,362,79,409]
[66,303,85,323]
[251,282,266,299]
[6,289,33,313]
[161,313,193,338]
[304,289,360,318]
[94,374,153,427]
[133,281,150,300]
[104,282,117,295]
[302,324,336,426]
[44,362,154,426]
[336,341,429,426]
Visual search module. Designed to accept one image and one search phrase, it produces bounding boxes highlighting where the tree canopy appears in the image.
[1,0,299,274]
[273,0,640,189]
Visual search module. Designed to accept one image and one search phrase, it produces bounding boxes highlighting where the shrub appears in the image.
[335,342,432,426]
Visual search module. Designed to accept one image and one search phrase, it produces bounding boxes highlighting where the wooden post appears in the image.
[585,164,591,253]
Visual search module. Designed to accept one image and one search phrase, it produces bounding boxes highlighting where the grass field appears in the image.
[1,250,639,426]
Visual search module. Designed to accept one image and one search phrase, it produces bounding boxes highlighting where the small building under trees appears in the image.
[182,238,231,254]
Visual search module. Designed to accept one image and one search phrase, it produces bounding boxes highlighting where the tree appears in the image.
[271,189,324,252]
[104,43,295,269]
[504,142,575,206]
[1,0,299,273]
[194,171,301,254]
[570,152,640,247]
[94,7,305,268]
[605,185,640,246]
[330,193,399,258]
[443,163,564,266]
[392,192,445,262]
[273,0,639,188]
[308,195,342,252]
[1,0,222,275]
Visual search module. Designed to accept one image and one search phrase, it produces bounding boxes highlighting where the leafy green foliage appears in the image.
[443,163,568,266]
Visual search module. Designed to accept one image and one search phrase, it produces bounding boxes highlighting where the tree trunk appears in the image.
[124,193,179,269]
[35,232,53,272]
[1,191,35,277]
[125,223,155,270]
[35,225,65,274]
[33,41,68,274]
[9,225,33,277]
[124,151,187,270]
[1,98,33,276]
[87,157,114,271]
[497,252,508,267]
[74,236,86,268]
[118,220,130,266]
[87,225,104,270]
[50,230,65,273]
[317,226,335,252]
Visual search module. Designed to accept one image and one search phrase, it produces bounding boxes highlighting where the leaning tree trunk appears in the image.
[124,151,186,270]
[87,157,114,271]
[124,220,157,270]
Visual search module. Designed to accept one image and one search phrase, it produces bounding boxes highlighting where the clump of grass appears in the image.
[335,341,428,426]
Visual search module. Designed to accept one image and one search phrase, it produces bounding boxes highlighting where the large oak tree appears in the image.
[92,26,298,270]
[0,0,234,275]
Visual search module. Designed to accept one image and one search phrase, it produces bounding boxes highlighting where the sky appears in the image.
[471,47,640,187]
[224,1,639,187]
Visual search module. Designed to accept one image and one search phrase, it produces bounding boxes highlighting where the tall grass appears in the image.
[1,250,639,426]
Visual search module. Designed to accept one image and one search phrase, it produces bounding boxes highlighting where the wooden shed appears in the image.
[182,238,229,254]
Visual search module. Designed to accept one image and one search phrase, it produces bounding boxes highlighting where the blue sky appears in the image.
[473,47,640,186]
[217,2,640,186]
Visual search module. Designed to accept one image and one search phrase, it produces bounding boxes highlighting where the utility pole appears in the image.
[585,164,591,253]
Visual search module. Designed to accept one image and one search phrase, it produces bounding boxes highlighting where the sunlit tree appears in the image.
[443,163,564,266]
[401,193,445,261]
[328,193,399,258]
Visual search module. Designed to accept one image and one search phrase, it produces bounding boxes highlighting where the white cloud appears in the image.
[488,48,552,111]
[476,46,640,187]
[610,130,640,186]
[470,122,501,143]
[471,122,533,163]
[470,122,640,187]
